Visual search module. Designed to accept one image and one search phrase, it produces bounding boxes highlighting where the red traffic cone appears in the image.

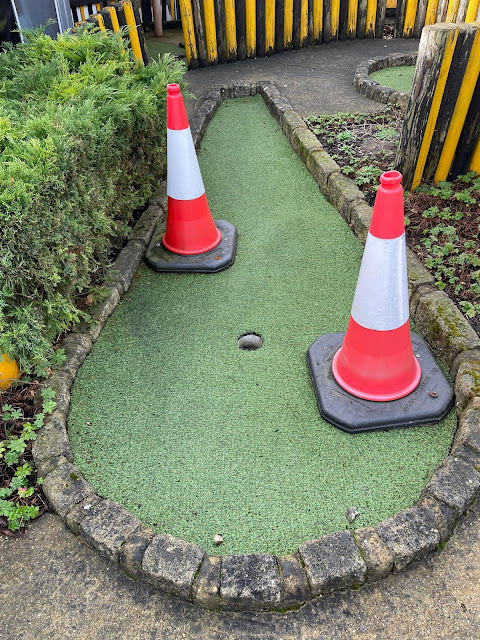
[332,171,421,401]
[306,170,453,433]
[145,84,237,273]
[163,83,221,255]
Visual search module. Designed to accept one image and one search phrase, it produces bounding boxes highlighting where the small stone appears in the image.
[238,334,263,350]
[213,534,224,546]
[346,507,359,523]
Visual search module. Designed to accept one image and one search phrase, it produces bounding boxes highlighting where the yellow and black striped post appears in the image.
[396,22,480,190]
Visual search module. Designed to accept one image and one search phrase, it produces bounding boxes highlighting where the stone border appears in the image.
[32,81,480,612]
[353,52,417,107]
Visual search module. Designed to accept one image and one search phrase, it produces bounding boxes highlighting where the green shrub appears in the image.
[0,27,184,375]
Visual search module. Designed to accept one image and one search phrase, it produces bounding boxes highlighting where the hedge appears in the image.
[0,27,184,375]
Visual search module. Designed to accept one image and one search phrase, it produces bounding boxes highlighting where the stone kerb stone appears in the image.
[353,53,417,107]
[33,83,480,612]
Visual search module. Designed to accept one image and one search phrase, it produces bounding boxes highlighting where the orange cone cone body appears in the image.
[163,84,221,255]
[331,171,421,401]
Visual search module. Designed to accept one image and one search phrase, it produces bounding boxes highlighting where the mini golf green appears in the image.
[146,39,185,59]
[68,95,456,556]
[370,66,416,94]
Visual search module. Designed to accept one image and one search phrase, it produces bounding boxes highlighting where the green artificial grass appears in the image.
[145,39,185,59]
[370,66,416,94]
[69,95,456,556]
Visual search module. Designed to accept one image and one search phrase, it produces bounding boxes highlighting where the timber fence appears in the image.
[70,0,149,64]
[396,21,480,190]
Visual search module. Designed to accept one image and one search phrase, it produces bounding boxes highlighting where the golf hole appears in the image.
[238,333,264,350]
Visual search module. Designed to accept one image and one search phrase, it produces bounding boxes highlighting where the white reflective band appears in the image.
[351,232,409,332]
[167,127,205,201]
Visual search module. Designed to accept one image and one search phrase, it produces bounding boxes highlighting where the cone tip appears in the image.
[167,83,181,95]
[380,170,402,186]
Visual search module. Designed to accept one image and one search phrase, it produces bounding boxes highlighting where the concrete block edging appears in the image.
[33,82,480,612]
[353,52,418,107]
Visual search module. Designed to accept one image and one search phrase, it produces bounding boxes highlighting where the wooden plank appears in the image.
[214,0,227,63]
[395,23,458,189]
[178,0,199,67]
[445,0,460,20]
[456,0,470,21]
[293,0,302,46]
[284,0,294,47]
[192,0,209,65]
[375,0,386,37]
[141,0,152,25]
[235,0,247,59]
[394,0,406,36]
[465,0,480,21]
[450,76,480,176]
[275,0,285,51]
[365,0,377,37]
[357,0,368,37]
[203,0,218,63]
[247,0,257,57]
[339,0,349,38]
[308,0,314,44]
[424,0,440,24]
[413,0,428,37]
[256,0,265,56]
[265,0,276,53]
[436,0,449,21]
[346,0,357,38]
[301,0,309,44]
[470,135,480,172]
[313,0,323,42]
[435,25,480,181]
[330,0,340,38]
[224,0,238,61]
[403,0,418,37]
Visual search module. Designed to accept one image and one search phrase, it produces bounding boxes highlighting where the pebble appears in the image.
[346,507,359,523]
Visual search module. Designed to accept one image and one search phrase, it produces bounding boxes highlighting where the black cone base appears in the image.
[307,331,454,434]
[145,219,237,273]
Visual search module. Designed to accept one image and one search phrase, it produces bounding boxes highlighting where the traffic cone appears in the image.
[332,170,421,401]
[306,170,453,433]
[145,84,237,273]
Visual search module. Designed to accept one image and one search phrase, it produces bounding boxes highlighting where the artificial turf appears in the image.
[370,65,416,94]
[68,95,456,556]
[145,39,185,59]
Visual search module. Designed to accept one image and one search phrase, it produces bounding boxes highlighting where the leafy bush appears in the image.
[0,27,184,375]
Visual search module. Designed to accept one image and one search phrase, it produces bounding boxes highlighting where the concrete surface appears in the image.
[1,500,479,639]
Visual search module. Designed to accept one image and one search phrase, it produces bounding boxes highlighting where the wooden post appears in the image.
[301,0,309,44]
[347,0,357,37]
[313,0,323,41]
[308,0,314,44]
[214,0,228,63]
[375,0,386,37]
[395,23,459,189]
[424,0,439,24]
[224,0,238,61]
[265,0,276,52]
[180,0,199,69]
[275,0,285,51]
[339,0,349,39]
[413,0,428,38]
[284,0,294,47]
[235,0,247,59]
[255,0,264,57]
[450,76,480,176]
[365,0,377,37]
[434,25,480,181]
[357,0,368,37]
[323,0,332,40]
[293,0,302,46]
[247,0,257,58]
[403,0,419,37]
[465,0,480,21]
[203,0,218,63]
[191,0,209,65]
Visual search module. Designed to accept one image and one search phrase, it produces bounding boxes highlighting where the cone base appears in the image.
[145,219,237,273]
[307,332,454,434]
[332,347,422,402]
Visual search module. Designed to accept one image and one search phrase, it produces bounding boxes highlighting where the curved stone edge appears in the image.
[353,52,417,107]
[32,81,480,613]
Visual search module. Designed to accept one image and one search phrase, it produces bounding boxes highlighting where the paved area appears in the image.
[184,37,419,116]
[3,37,480,639]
